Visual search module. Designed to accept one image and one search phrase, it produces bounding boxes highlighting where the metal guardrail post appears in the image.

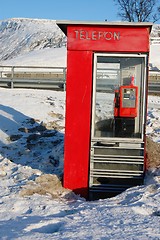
[63,67,66,91]
[11,66,15,88]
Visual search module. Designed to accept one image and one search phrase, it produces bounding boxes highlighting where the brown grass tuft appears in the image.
[146,137,160,169]
[19,174,75,199]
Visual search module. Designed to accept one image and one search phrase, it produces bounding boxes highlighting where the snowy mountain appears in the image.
[0,18,160,69]
[0,18,66,61]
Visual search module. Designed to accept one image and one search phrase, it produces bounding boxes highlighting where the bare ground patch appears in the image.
[19,174,77,200]
[146,137,160,169]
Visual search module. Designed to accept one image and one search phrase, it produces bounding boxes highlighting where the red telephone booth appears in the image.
[57,21,152,200]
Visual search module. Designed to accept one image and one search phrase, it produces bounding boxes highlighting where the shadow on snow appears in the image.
[0,104,64,177]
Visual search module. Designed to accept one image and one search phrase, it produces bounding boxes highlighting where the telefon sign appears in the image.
[74,30,120,41]
[67,25,150,52]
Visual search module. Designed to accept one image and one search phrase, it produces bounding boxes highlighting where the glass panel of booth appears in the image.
[92,54,146,140]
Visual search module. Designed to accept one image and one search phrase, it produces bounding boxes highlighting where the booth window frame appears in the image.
[91,53,148,143]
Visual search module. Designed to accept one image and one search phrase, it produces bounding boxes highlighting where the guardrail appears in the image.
[0,65,160,93]
[0,66,66,90]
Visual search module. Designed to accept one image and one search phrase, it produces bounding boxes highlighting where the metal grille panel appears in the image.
[89,141,145,199]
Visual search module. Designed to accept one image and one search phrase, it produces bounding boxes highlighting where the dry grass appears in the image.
[146,137,160,169]
[19,174,76,200]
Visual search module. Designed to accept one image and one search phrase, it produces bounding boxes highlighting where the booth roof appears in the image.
[56,20,153,35]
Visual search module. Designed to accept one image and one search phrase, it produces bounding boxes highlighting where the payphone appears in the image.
[57,21,152,200]
[114,76,138,137]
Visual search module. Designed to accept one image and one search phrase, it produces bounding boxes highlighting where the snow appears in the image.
[0,18,66,63]
[150,44,160,69]
[0,17,160,240]
[147,96,160,142]
[0,87,160,239]
[0,47,67,67]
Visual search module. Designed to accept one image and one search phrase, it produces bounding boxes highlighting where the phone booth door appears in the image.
[89,53,147,200]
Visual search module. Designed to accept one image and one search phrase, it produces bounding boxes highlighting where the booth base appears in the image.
[89,178,144,200]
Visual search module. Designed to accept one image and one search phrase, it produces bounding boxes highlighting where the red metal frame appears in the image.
[63,50,93,197]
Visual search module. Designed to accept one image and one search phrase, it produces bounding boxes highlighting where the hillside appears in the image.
[0,18,160,69]
[0,18,66,63]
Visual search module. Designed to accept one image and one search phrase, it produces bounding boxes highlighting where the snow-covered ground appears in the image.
[0,47,67,67]
[150,44,160,69]
[0,88,159,239]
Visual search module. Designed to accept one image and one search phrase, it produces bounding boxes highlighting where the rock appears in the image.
[18,127,28,133]
[9,134,23,141]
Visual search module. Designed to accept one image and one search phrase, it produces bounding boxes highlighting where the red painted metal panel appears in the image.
[63,50,93,198]
[67,26,150,52]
